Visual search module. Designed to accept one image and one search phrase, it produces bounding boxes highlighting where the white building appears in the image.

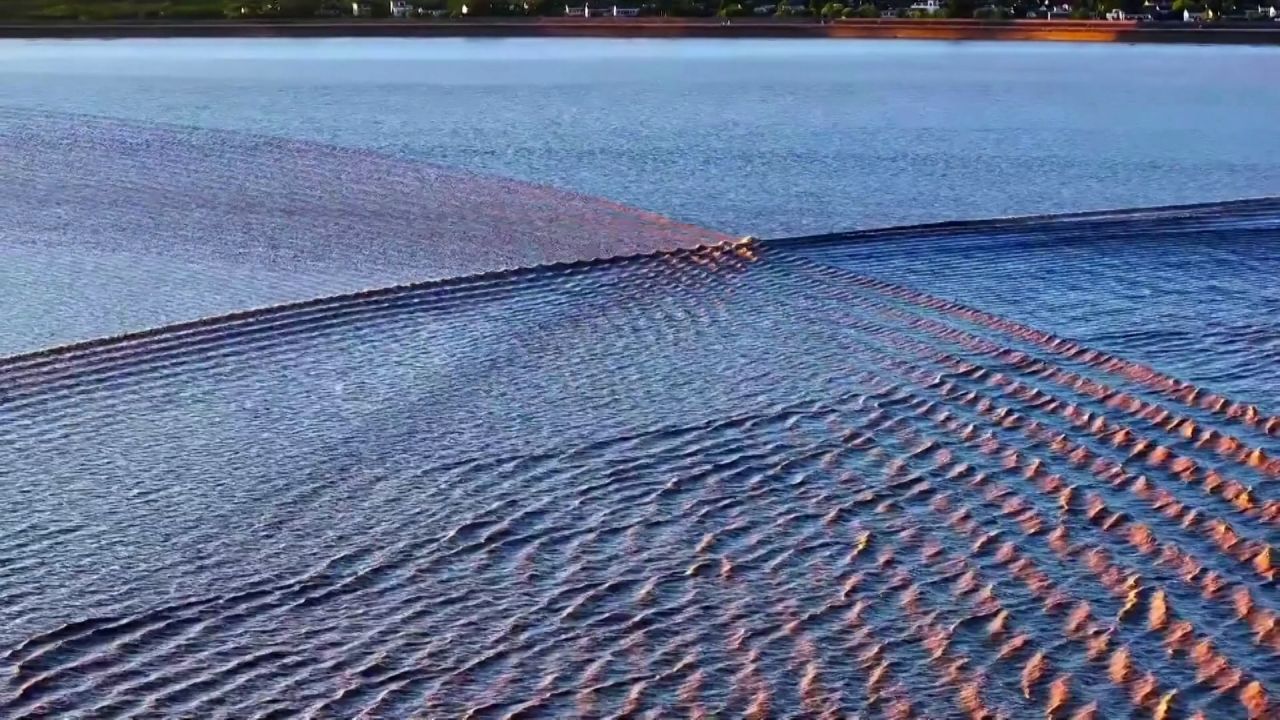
[390,0,413,16]
[564,2,635,14]
[909,0,945,11]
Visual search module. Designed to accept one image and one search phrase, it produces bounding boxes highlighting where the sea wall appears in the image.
[2,18,1279,44]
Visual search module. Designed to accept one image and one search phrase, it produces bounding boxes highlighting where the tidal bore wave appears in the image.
[1,199,1278,718]
[0,107,728,356]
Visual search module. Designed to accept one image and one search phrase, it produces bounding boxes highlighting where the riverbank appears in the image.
[3,18,1280,44]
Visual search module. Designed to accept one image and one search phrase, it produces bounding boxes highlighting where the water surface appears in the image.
[1,203,1277,718]
[1,38,1278,719]
[4,38,1280,235]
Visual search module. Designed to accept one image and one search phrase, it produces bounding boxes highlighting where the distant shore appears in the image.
[3,18,1280,44]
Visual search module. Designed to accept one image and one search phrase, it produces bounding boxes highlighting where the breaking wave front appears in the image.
[1,177,1278,718]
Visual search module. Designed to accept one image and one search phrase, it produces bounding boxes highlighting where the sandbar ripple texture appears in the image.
[1,200,1279,718]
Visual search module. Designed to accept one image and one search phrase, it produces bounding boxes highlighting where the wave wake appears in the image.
[1,193,1276,718]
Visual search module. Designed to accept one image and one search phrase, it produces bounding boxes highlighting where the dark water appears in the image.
[786,205,1280,411]
[2,202,1278,718]
[2,38,1279,719]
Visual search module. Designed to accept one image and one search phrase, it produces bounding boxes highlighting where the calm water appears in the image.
[1,38,1278,719]
[4,38,1280,352]
[4,38,1280,236]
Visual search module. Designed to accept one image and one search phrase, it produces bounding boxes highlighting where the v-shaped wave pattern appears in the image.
[0,199,1277,719]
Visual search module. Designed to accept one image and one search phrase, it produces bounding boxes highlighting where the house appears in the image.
[1031,2,1071,17]
[754,3,777,12]
[389,0,413,15]
[352,0,373,14]
[1183,6,1210,19]
[909,0,944,11]
[565,2,587,13]
[1230,4,1277,18]
[880,7,900,15]
[612,2,642,14]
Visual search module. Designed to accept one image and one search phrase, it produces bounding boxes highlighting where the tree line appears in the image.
[0,0,1250,20]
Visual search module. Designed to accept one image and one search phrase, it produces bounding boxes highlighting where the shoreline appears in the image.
[3,18,1280,44]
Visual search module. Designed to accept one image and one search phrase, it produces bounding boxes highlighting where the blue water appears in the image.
[786,205,1280,408]
[2,39,1279,718]
[4,38,1280,236]
[2,206,1278,718]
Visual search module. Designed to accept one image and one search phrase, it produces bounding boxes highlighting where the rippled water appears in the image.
[5,38,1280,353]
[786,206,1280,411]
[2,200,1277,718]
[0,109,726,355]
[2,36,1279,720]
[5,38,1280,235]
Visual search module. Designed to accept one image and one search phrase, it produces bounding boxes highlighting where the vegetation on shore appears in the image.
[1,0,230,20]
[0,0,1264,20]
